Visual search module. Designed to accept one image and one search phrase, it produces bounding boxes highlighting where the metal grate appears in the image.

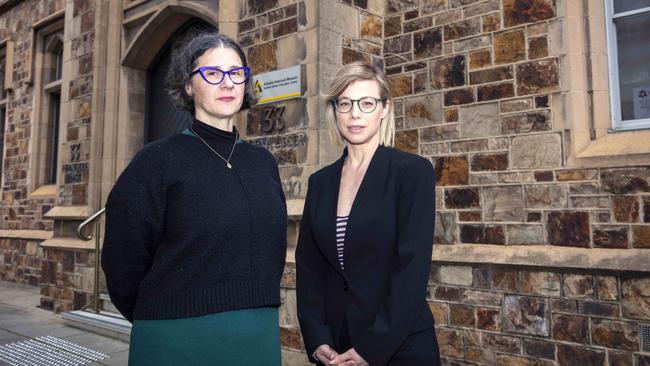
[0,335,109,366]
[643,324,650,352]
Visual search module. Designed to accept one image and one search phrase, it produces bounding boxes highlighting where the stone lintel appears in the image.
[44,205,93,220]
[40,237,96,250]
[0,229,53,241]
[433,244,650,274]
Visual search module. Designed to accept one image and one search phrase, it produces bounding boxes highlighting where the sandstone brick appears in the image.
[621,278,650,320]
[556,169,598,181]
[637,354,650,366]
[523,339,555,360]
[463,289,501,306]
[511,133,561,169]
[420,142,449,155]
[459,211,482,222]
[388,74,412,97]
[453,34,492,52]
[601,168,650,194]
[420,124,459,142]
[342,48,370,65]
[470,153,507,171]
[593,225,629,249]
[476,307,500,331]
[434,286,463,302]
[463,0,500,17]
[527,212,542,222]
[395,129,418,154]
[384,15,402,37]
[482,332,521,353]
[499,172,534,183]
[563,274,593,299]
[384,34,411,54]
[403,94,442,128]
[516,58,560,95]
[596,276,619,301]
[525,184,567,208]
[528,35,548,59]
[280,326,304,350]
[440,265,473,286]
[477,82,515,101]
[547,211,590,248]
[434,156,469,186]
[272,18,297,38]
[422,0,446,14]
[523,271,560,296]
[482,12,500,32]
[452,139,489,153]
[450,303,475,327]
[483,186,524,221]
[470,66,513,85]
[458,102,499,138]
[435,212,457,244]
[247,41,277,74]
[443,88,475,106]
[473,266,491,288]
[434,9,462,25]
[504,0,555,28]
[466,348,497,364]
[508,224,544,245]
[413,71,428,94]
[613,196,640,223]
[493,268,518,291]
[444,18,481,41]
[569,182,600,195]
[414,27,442,60]
[360,13,382,43]
[403,16,433,33]
[501,98,534,113]
[471,173,499,185]
[580,301,620,317]
[552,314,589,343]
[571,196,610,209]
[431,55,466,89]
[551,298,579,313]
[501,110,552,134]
[632,226,650,248]
[436,327,463,358]
[429,301,448,325]
[494,29,526,64]
[592,319,639,351]
[460,225,505,244]
[469,48,491,69]
[610,351,634,366]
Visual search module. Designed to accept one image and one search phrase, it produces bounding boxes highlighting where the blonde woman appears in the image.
[296,61,440,366]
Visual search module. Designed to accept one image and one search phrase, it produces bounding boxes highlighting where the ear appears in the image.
[380,99,391,120]
[185,82,194,97]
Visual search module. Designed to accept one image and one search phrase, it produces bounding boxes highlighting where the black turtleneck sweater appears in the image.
[101,120,287,322]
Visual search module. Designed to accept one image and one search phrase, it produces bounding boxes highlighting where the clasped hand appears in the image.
[314,345,369,366]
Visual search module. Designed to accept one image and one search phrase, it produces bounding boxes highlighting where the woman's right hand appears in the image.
[314,344,339,365]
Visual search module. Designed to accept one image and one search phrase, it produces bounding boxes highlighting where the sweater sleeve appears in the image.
[101,144,167,322]
[353,157,436,366]
[296,175,334,363]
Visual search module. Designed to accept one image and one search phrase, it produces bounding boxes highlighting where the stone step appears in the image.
[62,310,131,342]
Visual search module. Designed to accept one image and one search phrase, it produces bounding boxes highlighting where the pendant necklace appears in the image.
[189,124,237,169]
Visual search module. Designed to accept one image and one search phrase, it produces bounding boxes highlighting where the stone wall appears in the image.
[0,238,43,285]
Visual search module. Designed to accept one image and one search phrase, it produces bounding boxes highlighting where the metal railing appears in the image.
[77,208,106,313]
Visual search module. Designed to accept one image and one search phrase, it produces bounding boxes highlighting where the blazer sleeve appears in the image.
[353,157,436,366]
[296,175,335,363]
[101,145,166,322]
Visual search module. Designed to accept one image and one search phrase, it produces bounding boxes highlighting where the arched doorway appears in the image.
[145,20,217,143]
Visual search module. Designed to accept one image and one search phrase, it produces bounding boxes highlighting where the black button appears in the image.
[343,282,349,291]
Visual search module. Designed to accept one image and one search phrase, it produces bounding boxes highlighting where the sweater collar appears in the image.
[190,119,240,144]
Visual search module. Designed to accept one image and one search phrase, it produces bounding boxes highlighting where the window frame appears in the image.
[605,1,650,131]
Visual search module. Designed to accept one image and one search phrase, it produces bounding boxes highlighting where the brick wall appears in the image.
[0,238,42,285]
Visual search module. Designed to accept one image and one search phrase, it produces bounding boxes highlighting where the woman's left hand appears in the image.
[330,348,368,366]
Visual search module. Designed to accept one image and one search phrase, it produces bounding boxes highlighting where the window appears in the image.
[606,0,650,130]
[0,40,11,190]
[41,32,63,185]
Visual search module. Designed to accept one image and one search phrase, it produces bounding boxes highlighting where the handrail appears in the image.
[77,207,106,241]
[76,207,106,314]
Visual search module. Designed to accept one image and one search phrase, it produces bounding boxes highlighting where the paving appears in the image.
[0,281,129,366]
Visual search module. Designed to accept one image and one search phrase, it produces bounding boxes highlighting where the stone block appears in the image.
[483,12,500,32]
[592,319,639,351]
[443,88,475,106]
[453,34,491,52]
[460,225,505,245]
[247,41,277,74]
[464,0,500,17]
[580,301,619,317]
[384,34,411,54]
[463,289,501,306]
[459,211,482,222]
[569,182,600,195]
[482,332,521,353]
[458,102,499,138]
[501,97,534,113]
[384,15,402,37]
[528,35,549,59]
[473,267,492,288]
[511,133,561,169]
[360,13,381,44]
[404,17,433,33]
[613,196,640,223]
[444,108,459,122]
[501,110,551,134]
[596,276,618,301]
[493,268,518,291]
[645,197,650,222]
[563,274,593,299]
[609,351,634,366]
[622,278,650,320]
[523,338,555,360]
[395,129,418,154]
[547,211,590,248]
[421,0,446,14]
[388,74,412,97]
[469,48,491,69]
[476,307,500,331]
[428,301,448,325]
[471,153,508,171]
[503,0,555,28]
[434,286,463,302]
[434,9,462,25]
[433,156,469,186]
[431,55,466,89]
[450,303,475,327]
[558,344,606,366]
[435,211,457,244]
[507,224,544,244]
[466,348,497,364]
[414,27,442,60]
[571,196,610,209]
[601,168,650,194]
[280,326,304,350]
[477,82,515,102]
[632,226,650,248]
[440,265,473,286]
[593,225,629,249]
[503,294,548,336]
[637,354,650,366]
[421,124,459,142]
[445,188,480,209]
[436,327,463,358]
[404,94,443,128]
[421,142,449,155]
[444,18,481,41]
[552,314,589,343]
[525,184,567,209]
[272,18,297,38]
[494,29,526,64]
[523,271,560,296]
[483,186,524,221]
[516,58,560,95]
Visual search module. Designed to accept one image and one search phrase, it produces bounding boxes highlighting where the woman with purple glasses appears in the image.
[101,31,287,365]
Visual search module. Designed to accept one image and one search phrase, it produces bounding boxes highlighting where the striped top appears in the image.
[336,216,349,270]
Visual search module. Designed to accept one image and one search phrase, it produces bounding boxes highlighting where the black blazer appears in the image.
[296,145,436,366]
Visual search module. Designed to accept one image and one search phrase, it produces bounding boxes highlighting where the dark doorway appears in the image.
[145,20,217,143]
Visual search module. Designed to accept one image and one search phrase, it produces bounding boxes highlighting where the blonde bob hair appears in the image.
[325,61,395,147]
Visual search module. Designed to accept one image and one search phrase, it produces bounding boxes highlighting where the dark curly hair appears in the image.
[166,30,256,113]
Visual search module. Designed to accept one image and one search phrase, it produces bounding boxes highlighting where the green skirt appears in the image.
[128,307,281,366]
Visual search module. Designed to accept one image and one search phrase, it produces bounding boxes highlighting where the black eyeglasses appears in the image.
[331,97,386,113]
[191,66,250,85]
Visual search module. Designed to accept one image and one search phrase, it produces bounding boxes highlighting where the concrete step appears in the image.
[62,310,131,343]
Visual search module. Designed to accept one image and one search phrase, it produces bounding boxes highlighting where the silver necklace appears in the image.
[189,125,238,169]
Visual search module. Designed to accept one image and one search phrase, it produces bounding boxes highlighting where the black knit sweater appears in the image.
[101,120,287,322]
